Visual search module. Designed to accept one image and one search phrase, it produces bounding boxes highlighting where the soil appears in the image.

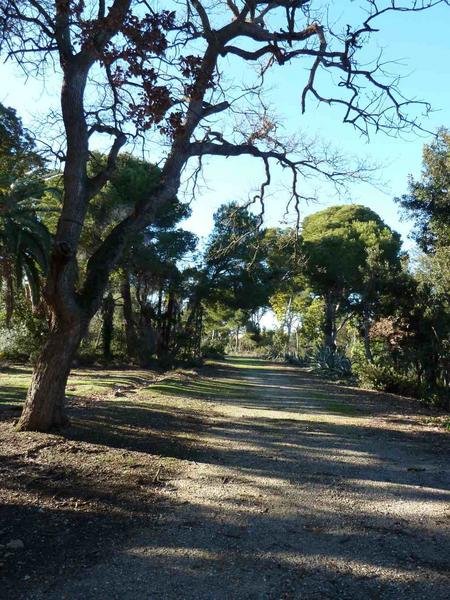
[1,357,449,600]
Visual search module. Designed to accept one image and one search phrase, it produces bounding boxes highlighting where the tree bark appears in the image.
[285,296,293,355]
[324,294,337,351]
[101,292,115,359]
[18,56,91,431]
[2,259,14,328]
[16,317,85,431]
[362,308,373,363]
[158,289,175,360]
[121,271,139,360]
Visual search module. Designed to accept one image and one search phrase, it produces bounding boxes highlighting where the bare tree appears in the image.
[0,0,447,431]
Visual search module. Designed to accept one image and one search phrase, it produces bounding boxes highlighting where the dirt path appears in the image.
[30,358,450,600]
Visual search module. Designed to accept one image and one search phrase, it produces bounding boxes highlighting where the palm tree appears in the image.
[0,174,51,326]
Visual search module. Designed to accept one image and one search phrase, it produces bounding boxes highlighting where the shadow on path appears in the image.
[23,356,450,600]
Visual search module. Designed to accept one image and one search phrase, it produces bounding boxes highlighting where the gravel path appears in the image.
[30,358,450,600]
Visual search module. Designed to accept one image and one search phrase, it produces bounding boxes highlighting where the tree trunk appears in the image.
[194,304,203,358]
[17,2,136,432]
[18,59,91,431]
[425,352,438,388]
[138,320,157,364]
[324,295,337,351]
[159,290,175,360]
[16,317,85,431]
[121,271,138,360]
[285,296,293,355]
[363,309,373,363]
[101,292,115,359]
[2,258,14,328]
[137,306,157,366]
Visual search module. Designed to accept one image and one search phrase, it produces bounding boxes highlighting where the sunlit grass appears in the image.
[325,401,366,417]
[0,365,157,408]
[148,376,253,402]
[208,355,281,370]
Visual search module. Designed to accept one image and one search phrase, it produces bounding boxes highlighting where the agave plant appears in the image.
[316,346,352,376]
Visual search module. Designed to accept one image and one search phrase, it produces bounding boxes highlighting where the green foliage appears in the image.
[237,332,260,355]
[201,340,226,359]
[80,153,188,258]
[0,296,48,361]
[416,246,450,296]
[396,128,450,253]
[0,102,42,180]
[354,361,425,396]
[302,204,402,296]
[315,346,352,376]
[0,323,31,360]
[204,203,273,313]
[262,329,288,359]
[388,130,449,395]
[0,104,51,318]
[0,178,51,305]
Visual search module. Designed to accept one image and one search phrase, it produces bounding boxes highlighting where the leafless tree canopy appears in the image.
[1,1,448,206]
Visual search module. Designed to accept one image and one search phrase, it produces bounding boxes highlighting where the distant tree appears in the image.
[82,154,196,364]
[262,227,306,354]
[393,132,450,390]
[0,102,41,177]
[301,205,403,355]
[396,128,450,253]
[203,203,273,329]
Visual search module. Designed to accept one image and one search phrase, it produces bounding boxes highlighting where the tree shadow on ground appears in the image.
[1,358,449,599]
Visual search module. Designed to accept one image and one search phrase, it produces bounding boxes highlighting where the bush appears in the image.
[237,333,259,354]
[353,360,449,408]
[262,330,288,359]
[0,321,46,361]
[75,350,99,367]
[201,340,226,359]
[355,362,423,396]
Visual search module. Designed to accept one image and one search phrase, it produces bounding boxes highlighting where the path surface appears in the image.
[31,358,450,600]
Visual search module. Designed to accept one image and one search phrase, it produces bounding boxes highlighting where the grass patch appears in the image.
[0,365,157,409]
[212,356,278,370]
[149,374,253,402]
[424,416,450,431]
[325,401,364,416]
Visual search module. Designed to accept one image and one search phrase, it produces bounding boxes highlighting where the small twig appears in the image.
[153,464,163,483]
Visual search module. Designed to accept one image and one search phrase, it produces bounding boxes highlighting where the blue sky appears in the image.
[182,4,450,249]
[1,2,449,251]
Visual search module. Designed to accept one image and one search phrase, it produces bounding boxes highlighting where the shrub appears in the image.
[353,361,449,408]
[263,330,288,359]
[355,362,422,396]
[0,321,46,361]
[201,340,226,359]
[237,333,259,354]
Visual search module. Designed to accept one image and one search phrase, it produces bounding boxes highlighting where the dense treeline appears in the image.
[1,104,449,407]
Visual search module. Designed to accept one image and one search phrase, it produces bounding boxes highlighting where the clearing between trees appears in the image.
[1,357,449,599]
